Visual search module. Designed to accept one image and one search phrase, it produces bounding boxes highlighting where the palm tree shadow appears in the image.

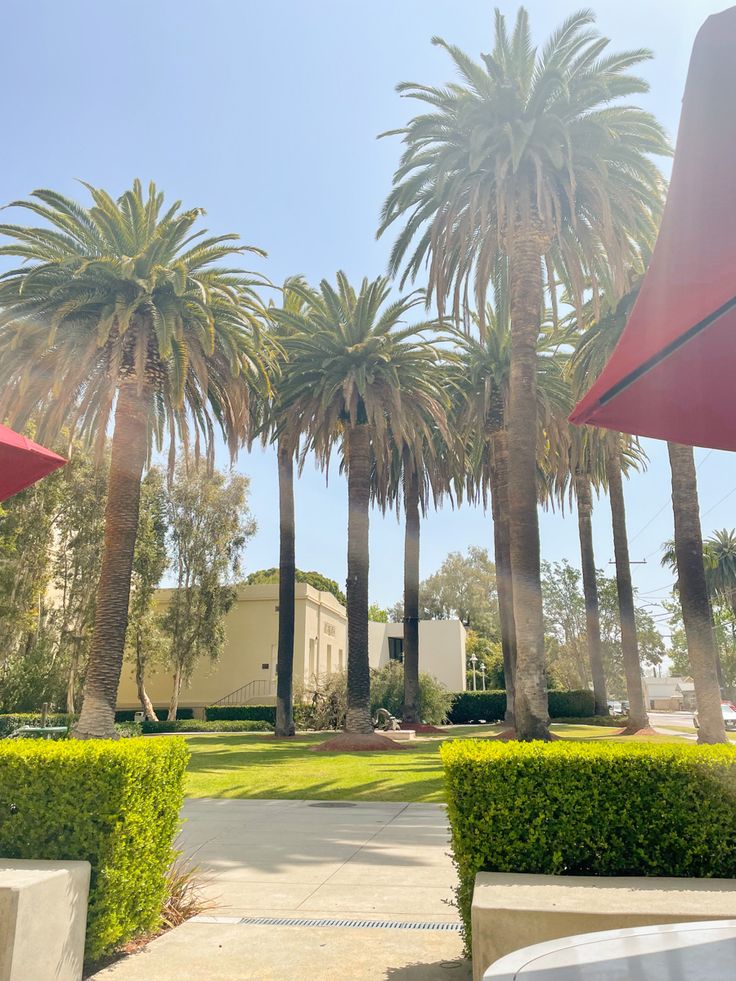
[383,958,471,980]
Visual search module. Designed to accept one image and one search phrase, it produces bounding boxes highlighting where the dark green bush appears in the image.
[143,719,272,733]
[0,737,189,959]
[114,707,194,722]
[0,712,73,737]
[548,689,595,718]
[205,704,276,724]
[447,690,596,724]
[441,740,736,950]
[447,692,506,724]
[370,662,454,725]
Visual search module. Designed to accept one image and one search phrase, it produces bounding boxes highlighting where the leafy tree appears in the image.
[163,463,256,719]
[542,560,664,696]
[276,273,447,738]
[379,8,668,738]
[245,568,347,607]
[0,180,271,737]
[466,631,505,690]
[368,604,389,623]
[398,547,500,640]
[125,468,168,720]
[50,444,108,713]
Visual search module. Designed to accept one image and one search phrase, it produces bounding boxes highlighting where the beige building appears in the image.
[368,619,467,692]
[643,675,697,711]
[116,582,467,715]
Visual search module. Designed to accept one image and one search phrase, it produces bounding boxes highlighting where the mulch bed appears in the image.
[311,732,408,752]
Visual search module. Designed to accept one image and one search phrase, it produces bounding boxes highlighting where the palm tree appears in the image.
[666,444,726,742]
[276,274,448,739]
[260,277,314,738]
[704,530,736,620]
[0,181,271,737]
[572,294,651,730]
[455,282,569,726]
[373,416,456,725]
[379,8,668,738]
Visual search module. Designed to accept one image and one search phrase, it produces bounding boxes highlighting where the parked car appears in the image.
[607,700,625,716]
[693,701,736,731]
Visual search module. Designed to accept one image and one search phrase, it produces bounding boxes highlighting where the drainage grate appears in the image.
[193,914,461,932]
[307,801,357,808]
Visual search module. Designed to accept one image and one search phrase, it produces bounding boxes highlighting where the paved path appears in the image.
[90,800,470,980]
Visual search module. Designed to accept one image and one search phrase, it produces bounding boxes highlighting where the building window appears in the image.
[388,637,404,663]
[326,644,332,675]
[338,649,344,671]
[309,639,315,678]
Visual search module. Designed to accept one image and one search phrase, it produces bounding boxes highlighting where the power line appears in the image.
[627,448,714,548]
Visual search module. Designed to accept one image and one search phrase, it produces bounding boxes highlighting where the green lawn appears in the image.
[184,724,686,803]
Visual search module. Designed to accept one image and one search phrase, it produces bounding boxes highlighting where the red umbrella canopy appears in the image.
[0,423,66,501]
[571,6,736,450]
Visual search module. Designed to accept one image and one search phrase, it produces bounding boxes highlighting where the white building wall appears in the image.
[368,619,466,692]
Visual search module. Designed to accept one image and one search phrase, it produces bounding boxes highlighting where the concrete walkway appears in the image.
[90,800,470,980]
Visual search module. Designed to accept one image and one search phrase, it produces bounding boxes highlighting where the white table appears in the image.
[484,919,736,979]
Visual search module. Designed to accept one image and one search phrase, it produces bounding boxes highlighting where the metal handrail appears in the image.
[213,678,275,706]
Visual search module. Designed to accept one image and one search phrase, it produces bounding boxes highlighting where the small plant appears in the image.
[161,853,216,930]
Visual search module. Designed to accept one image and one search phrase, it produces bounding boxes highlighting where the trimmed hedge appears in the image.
[0,737,189,959]
[142,719,272,733]
[441,740,736,950]
[447,692,506,724]
[205,704,276,724]
[114,707,194,722]
[549,689,596,718]
[446,689,595,724]
[0,713,74,737]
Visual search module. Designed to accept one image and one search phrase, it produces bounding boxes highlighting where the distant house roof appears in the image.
[643,676,693,698]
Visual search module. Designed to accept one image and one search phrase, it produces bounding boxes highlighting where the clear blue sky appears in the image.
[3,1,734,629]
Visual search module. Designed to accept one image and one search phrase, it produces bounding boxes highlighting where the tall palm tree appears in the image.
[276,274,448,738]
[0,181,271,738]
[667,444,726,743]
[379,8,668,738]
[373,415,456,725]
[572,293,651,729]
[260,277,314,738]
[455,283,569,726]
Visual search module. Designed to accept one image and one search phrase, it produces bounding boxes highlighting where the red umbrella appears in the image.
[570,6,736,450]
[0,423,66,501]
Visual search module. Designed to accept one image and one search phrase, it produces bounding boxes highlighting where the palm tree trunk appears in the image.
[73,383,150,739]
[507,238,549,739]
[605,433,649,730]
[574,472,608,715]
[402,469,421,724]
[168,663,182,722]
[345,423,373,733]
[667,442,726,743]
[490,429,516,725]
[275,439,296,737]
[135,633,158,721]
[66,636,81,715]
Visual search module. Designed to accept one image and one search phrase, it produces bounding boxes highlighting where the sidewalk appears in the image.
[89,799,470,980]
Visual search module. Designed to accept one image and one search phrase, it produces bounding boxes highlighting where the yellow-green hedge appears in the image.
[441,740,736,949]
[0,737,189,960]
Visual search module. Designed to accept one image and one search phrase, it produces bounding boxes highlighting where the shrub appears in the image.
[548,689,595,718]
[142,719,272,733]
[441,740,736,950]
[114,707,194,722]
[446,689,596,724]
[447,692,506,724]
[294,673,347,730]
[0,712,74,737]
[370,662,454,725]
[205,704,276,724]
[0,737,189,959]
